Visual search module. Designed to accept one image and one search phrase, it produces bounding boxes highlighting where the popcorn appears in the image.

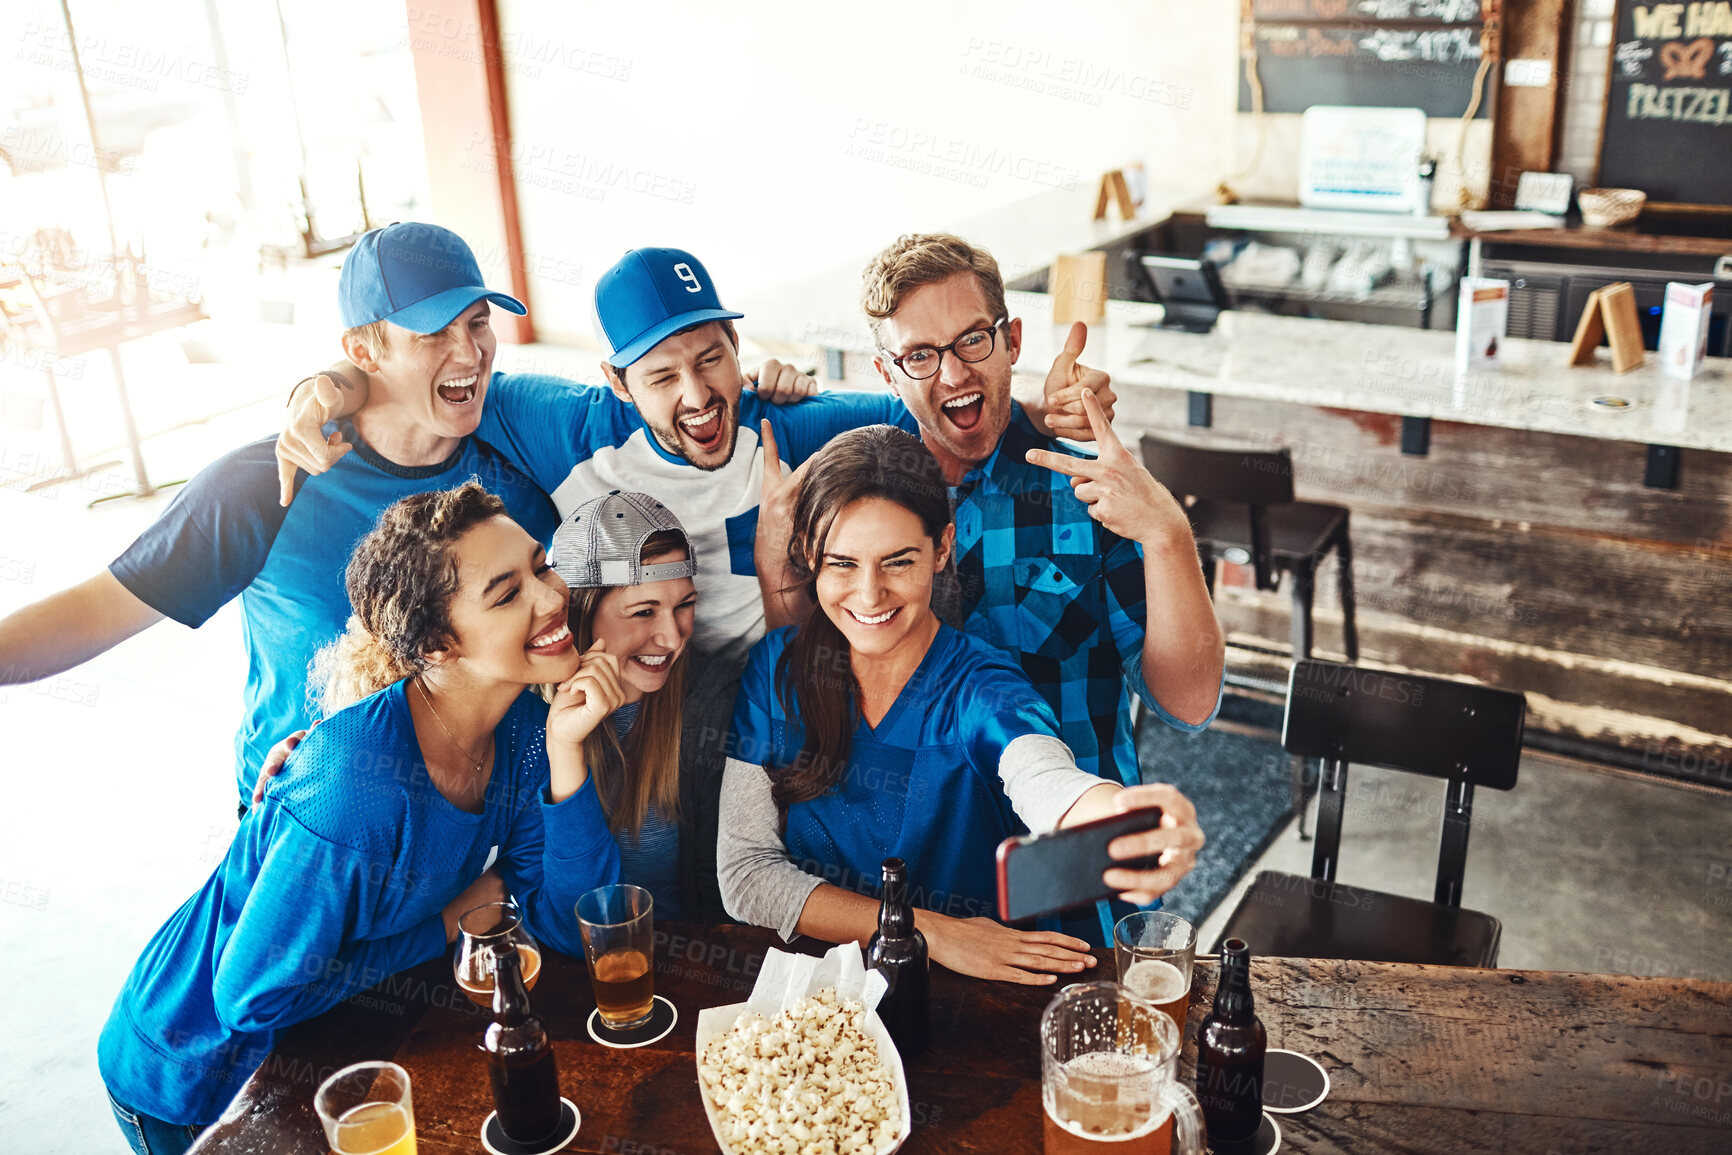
[698,986,901,1155]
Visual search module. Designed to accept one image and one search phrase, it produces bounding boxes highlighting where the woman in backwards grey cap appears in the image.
[549,490,724,921]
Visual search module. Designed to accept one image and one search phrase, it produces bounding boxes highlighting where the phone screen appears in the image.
[997,808,1163,923]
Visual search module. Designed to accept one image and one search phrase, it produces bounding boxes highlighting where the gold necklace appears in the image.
[415,676,487,775]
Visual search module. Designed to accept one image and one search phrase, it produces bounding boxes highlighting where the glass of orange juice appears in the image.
[315,1061,417,1155]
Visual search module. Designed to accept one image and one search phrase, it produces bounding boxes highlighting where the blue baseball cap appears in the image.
[339,223,526,334]
[595,247,743,368]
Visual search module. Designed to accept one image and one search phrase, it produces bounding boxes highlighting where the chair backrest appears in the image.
[1139,434,1295,507]
[1141,434,1295,591]
[1283,659,1526,908]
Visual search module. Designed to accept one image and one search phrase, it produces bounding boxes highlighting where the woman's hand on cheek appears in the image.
[546,641,624,750]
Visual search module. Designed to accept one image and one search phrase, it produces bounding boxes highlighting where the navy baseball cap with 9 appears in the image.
[339,223,527,334]
[595,247,743,369]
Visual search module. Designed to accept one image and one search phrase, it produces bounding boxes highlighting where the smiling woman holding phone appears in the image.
[717,425,1204,985]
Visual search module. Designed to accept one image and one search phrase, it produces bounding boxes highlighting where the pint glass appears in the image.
[576,883,655,1029]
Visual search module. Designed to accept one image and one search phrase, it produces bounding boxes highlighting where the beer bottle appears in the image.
[1195,937,1266,1146]
[483,942,564,1146]
[865,857,930,1060]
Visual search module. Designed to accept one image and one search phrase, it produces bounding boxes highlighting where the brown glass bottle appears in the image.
[483,942,564,1146]
[1195,937,1266,1146]
[865,858,930,1060]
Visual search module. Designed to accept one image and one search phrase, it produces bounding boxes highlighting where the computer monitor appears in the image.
[1136,254,1227,334]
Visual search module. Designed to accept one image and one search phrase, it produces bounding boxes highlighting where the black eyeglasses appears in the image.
[884,319,1007,380]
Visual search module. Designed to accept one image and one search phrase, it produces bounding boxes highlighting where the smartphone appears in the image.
[995,807,1165,923]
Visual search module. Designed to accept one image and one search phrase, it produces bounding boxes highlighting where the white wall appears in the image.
[494,0,1241,343]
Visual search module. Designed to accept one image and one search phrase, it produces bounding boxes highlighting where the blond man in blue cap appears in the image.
[0,223,560,806]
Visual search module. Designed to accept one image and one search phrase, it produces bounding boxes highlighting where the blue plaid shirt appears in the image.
[947,405,1219,787]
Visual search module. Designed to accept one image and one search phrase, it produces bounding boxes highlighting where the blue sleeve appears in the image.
[759,390,915,465]
[209,817,447,1035]
[475,372,634,494]
[108,439,286,627]
[728,630,792,767]
[960,652,1066,772]
[494,775,620,959]
[1102,531,1221,733]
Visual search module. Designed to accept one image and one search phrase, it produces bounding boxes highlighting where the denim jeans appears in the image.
[105,1087,206,1155]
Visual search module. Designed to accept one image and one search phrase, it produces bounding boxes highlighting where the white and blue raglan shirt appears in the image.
[108,424,558,802]
[473,373,917,661]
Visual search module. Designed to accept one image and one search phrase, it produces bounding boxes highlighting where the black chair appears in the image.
[1141,433,1357,835]
[1212,659,1526,968]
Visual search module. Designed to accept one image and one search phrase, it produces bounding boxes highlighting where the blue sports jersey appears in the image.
[730,623,1066,921]
[97,683,619,1126]
[473,373,914,659]
[108,425,558,799]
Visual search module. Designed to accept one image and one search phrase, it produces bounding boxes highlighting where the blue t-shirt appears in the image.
[474,373,915,659]
[730,623,1064,921]
[108,426,558,799]
[97,682,620,1126]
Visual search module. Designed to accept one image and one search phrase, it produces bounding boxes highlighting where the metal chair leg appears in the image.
[1289,563,1317,839]
[1336,525,1358,663]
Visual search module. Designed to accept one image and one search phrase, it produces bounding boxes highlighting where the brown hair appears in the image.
[769,426,951,820]
[567,529,688,837]
[312,481,506,713]
[861,233,1008,346]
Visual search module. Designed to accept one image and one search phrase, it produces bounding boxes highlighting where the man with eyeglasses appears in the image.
[862,233,1224,821]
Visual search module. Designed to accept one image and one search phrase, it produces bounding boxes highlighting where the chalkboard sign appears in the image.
[1252,0,1483,23]
[1597,0,1732,208]
[1238,22,1490,116]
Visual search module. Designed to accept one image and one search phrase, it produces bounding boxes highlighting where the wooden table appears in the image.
[188,923,1732,1153]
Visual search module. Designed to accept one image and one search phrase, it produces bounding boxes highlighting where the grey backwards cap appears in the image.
[549,491,698,589]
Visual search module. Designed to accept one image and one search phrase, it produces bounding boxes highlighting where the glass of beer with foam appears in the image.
[1113,911,1197,1036]
[315,1061,417,1155]
[1041,983,1205,1155]
[454,900,543,1008]
[576,884,656,1030]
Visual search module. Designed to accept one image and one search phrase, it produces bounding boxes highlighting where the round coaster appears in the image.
[1262,1048,1329,1114]
[480,1097,580,1155]
[586,994,677,1048]
[1210,1111,1280,1154]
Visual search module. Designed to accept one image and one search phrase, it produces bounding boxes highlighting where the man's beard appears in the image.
[647,398,739,471]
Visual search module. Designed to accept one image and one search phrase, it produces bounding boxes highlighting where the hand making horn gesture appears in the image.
[1040,321,1118,441]
[1026,387,1192,551]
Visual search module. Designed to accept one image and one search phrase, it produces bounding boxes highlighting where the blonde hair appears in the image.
[562,529,689,836]
[311,481,508,715]
[861,233,1009,345]
[343,320,390,363]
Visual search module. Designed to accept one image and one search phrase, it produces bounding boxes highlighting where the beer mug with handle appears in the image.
[1041,981,1206,1155]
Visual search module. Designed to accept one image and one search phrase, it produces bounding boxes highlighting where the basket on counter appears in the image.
[1577,188,1646,228]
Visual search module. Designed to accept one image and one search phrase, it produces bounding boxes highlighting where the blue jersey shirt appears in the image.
[731,623,1065,921]
[108,425,558,799]
[472,373,915,659]
[97,683,620,1126]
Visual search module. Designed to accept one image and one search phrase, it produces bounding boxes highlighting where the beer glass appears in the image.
[1041,982,1204,1155]
[1114,911,1197,1035]
[315,1061,417,1155]
[454,900,543,1008]
[576,883,655,1029]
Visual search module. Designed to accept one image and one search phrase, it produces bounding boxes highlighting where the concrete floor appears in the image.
[4,332,1730,1152]
[1196,749,1732,983]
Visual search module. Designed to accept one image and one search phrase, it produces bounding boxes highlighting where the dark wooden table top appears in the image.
[188,922,1732,1154]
